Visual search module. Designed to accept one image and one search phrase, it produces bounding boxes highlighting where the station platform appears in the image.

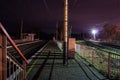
[26,41,107,80]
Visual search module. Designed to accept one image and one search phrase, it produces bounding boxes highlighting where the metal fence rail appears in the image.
[76,44,120,79]
[7,54,24,80]
[0,22,28,80]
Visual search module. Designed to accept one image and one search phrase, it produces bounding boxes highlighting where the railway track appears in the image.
[7,40,48,61]
[85,41,120,54]
[7,40,48,79]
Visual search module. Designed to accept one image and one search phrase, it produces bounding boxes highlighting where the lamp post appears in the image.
[91,29,97,40]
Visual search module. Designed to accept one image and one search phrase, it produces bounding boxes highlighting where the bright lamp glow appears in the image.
[91,29,98,40]
[92,29,97,35]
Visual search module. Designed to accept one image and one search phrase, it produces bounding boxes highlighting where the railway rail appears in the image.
[7,40,48,80]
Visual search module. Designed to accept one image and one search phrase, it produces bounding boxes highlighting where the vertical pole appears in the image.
[63,0,68,65]
[3,34,7,80]
[18,67,19,80]
[23,61,26,80]
[0,33,7,80]
[12,63,14,79]
[81,46,84,58]
[20,19,23,40]
[15,66,17,80]
[92,48,94,65]
[18,67,21,80]
[93,33,96,40]
[9,59,11,80]
[84,46,86,59]
[56,22,58,40]
[0,34,2,80]
[69,26,72,38]
[108,53,111,79]
[60,29,63,41]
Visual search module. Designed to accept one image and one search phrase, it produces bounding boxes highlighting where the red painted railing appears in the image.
[0,22,28,80]
[0,23,28,64]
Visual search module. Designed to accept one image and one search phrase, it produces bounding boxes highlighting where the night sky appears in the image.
[0,0,120,34]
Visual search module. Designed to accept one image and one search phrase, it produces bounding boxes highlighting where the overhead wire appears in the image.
[42,0,51,17]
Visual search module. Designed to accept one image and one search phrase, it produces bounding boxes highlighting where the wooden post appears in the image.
[9,59,11,80]
[0,33,7,80]
[82,46,84,57]
[84,46,86,59]
[108,53,111,79]
[12,62,14,79]
[92,48,94,65]
[23,61,26,80]
[63,0,68,65]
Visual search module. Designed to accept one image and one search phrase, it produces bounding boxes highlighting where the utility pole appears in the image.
[63,0,68,65]
[20,19,23,40]
[60,29,63,41]
[56,22,58,40]
[69,26,72,38]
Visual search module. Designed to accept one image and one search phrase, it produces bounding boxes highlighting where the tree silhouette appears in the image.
[101,24,120,42]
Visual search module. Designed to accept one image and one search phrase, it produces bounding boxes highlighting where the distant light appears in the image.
[91,29,98,35]
[91,29,98,40]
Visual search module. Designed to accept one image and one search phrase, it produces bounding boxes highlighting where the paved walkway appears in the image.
[26,41,107,80]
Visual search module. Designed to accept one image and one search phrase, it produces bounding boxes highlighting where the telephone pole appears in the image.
[63,0,68,65]
[20,19,23,40]
[56,22,58,40]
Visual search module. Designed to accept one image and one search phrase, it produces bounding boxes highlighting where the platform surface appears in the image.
[26,41,107,80]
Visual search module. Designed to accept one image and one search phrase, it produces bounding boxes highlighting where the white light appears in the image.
[91,29,98,40]
[92,29,97,35]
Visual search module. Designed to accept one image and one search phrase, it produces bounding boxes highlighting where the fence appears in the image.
[75,44,120,79]
[57,41,63,51]
[0,23,28,80]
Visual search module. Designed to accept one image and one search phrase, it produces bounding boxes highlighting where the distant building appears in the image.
[23,33,36,41]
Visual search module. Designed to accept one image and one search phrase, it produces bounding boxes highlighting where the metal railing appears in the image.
[76,44,120,79]
[0,23,28,80]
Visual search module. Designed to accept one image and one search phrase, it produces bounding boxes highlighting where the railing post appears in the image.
[12,62,14,79]
[108,52,111,79]
[84,46,86,59]
[23,61,26,80]
[0,33,7,80]
[92,48,94,65]
[9,59,11,80]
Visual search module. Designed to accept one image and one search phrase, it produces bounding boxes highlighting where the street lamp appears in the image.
[91,29,98,40]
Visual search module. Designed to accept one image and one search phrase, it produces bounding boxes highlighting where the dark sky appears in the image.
[0,0,120,33]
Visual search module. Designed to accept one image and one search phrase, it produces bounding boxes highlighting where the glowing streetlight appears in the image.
[91,29,98,40]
